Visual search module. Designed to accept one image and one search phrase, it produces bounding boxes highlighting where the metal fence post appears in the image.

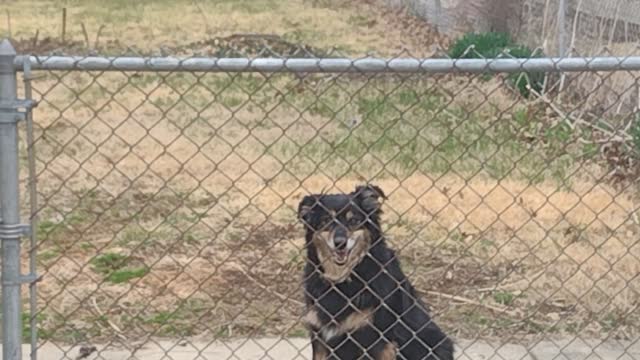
[557,0,567,56]
[0,38,24,360]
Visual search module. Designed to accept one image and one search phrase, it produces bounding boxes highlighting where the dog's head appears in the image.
[298,185,386,281]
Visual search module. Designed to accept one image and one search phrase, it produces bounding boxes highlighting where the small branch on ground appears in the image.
[61,8,67,43]
[94,25,105,49]
[419,288,553,330]
[80,23,90,49]
[32,30,39,48]
[475,268,545,293]
[91,297,127,340]
[420,289,515,315]
[528,85,632,142]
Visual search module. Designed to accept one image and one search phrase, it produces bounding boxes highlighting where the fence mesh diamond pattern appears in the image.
[10,50,640,359]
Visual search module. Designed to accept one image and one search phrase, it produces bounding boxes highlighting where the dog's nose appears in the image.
[334,236,347,250]
[333,227,348,250]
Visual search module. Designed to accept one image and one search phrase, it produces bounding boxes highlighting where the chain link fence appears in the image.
[1,38,640,359]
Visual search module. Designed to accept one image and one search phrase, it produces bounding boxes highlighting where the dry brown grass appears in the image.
[2,0,444,57]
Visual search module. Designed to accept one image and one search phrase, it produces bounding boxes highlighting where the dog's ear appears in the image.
[353,184,386,213]
[298,195,316,222]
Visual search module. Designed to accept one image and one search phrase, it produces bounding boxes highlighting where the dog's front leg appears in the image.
[311,332,329,360]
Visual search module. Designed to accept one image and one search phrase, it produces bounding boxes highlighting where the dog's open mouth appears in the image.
[334,248,350,265]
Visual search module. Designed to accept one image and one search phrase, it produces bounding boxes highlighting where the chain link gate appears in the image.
[1,37,640,359]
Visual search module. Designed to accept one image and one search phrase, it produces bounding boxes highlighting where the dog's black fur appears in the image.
[298,185,454,360]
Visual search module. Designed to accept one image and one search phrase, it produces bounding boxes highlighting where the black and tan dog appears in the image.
[298,185,454,360]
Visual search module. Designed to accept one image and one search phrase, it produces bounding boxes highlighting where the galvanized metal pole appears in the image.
[0,39,23,360]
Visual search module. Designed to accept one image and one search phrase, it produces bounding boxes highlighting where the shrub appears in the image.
[448,32,512,59]
[448,32,545,98]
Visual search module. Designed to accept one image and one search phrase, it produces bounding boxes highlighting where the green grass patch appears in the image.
[90,252,148,284]
[270,86,581,183]
[106,267,149,284]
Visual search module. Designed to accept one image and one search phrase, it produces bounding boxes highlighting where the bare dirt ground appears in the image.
[2,0,640,357]
[19,70,640,347]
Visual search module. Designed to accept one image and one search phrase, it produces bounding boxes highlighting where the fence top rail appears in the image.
[11,55,640,73]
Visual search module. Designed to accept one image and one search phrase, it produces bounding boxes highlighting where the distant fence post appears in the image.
[0,38,25,360]
[557,0,567,56]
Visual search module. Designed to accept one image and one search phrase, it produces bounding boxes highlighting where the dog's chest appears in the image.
[305,305,374,342]
[305,284,378,341]
[319,324,342,342]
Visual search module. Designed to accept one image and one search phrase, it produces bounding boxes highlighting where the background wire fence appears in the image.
[385,0,640,56]
[11,50,640,359]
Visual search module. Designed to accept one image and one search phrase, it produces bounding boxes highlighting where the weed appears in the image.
[599,312,621,332]
[464,311,490,327]
[308,102,336,118]
[90,252,148,284]
[0,312,52,342]
[117,226,152,247]
[493,291,515,306]
[216,326,231,338]
[91,252,129,274]
[37,219,59,237]
[288,328,308,337]
[142,299,206,336]
[37,249,60,263]
[107,267,149,284]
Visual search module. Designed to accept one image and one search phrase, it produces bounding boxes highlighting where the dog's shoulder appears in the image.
[362,244,409,293]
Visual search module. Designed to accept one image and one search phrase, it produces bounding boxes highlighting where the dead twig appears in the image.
[420,289,515,315]
[568,0,582,57]
[94,25,105,49]
[631,199,640,225]
[528,85,632,142]
[80,23,90,48]
[475,268,546,293]
[91,297,126,340]
[61,8,67,43]
[420,289,554,330]
[32,30,39,48]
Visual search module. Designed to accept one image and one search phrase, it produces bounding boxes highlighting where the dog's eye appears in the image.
[321,214,334,223]
[348,216,362,227]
